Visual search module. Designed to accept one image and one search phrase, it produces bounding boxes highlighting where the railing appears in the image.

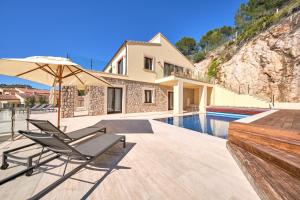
[171,71,215,84]
[156,65,214,84]
[0,107,30,140]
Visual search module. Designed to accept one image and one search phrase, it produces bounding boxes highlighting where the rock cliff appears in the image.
[195,11,300,102]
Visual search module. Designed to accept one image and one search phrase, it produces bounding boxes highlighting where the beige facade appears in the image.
[62,33,269,117]
[100,33,209,115]
[104,33,194,83]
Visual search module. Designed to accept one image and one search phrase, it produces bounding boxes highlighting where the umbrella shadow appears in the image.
[80,142,135,199]
[91,119,154,134]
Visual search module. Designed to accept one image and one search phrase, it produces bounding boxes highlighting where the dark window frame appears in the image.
[144,90,153,103]
[144,57,153,71]
[117,58,123,75]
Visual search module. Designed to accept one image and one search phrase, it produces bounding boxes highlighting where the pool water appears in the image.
[155,112,249,139]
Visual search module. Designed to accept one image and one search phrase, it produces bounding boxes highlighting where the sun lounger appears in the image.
[30,104,40,110]
[1,119,106,179]
[42,104,55,112]
[18,130,125,200]
[30,103,47,111]
[27,119,106,141]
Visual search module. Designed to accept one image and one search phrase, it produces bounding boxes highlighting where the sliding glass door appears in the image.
[168,92,174,110]
[107,87,122,114]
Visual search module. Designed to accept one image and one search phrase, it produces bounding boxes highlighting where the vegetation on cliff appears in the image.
[176,0,300,69]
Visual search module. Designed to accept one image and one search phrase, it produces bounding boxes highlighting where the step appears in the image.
[227,142,300,200]
[229,122,300,155]
[229,122,300,142]
[229,135,300,178]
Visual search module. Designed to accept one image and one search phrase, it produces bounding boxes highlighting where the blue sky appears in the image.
[0,0,246,89]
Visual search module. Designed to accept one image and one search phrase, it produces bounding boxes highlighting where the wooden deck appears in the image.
[251,109,300,130]
[228,109,300,200]
[206,106,268,115]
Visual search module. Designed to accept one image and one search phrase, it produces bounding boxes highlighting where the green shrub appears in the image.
[193,51,206,63]
[207,59,220,78]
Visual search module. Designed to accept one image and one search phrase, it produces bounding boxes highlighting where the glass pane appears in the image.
[170,94,173,109]
[168,92,173,110]
[146,90,152,103]
[114,88,122,112]
[118,59,123,74]
[107,88,114,113]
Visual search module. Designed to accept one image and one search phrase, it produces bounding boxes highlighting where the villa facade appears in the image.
[92,33,213,115]
[61,33,269,117]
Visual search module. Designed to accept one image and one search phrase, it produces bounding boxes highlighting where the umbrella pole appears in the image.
[57,66,62,129]
[58,79,61,129]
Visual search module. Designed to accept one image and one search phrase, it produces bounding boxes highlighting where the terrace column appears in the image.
[86,85,105,116]
[173,80,183,114]
[199,86,207,113]
[61,86,76,118]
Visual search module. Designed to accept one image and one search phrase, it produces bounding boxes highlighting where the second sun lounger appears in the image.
[27,119,107,141]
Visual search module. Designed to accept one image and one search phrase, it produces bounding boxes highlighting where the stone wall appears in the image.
[61,86,76,118]
[86,85,105,116]
[104,77,168,113]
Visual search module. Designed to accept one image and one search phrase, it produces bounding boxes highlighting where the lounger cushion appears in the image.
[75,134,124,157]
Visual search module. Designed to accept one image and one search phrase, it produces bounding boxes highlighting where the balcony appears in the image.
[159,64,214,84]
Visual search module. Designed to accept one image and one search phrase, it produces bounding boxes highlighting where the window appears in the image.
[164,62,184,76]
[117,58,123,74]
[175,66,184,73]
[164,62,174,76]
[108,67,112,73]
[144,90,153,103]
[144,57,153,70]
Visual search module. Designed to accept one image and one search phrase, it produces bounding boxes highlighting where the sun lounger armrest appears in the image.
[60,125,67,132]
[96,127,106,134]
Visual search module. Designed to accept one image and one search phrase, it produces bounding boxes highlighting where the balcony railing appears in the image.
[157,66,214,84]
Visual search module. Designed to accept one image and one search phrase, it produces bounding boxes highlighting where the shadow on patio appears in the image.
[92,119,154,134]
[30,140,136,199]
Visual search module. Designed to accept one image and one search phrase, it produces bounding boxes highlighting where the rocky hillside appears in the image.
[195,10,300,102]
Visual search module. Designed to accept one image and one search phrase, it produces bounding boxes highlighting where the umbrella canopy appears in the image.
[0,56,110,128]
[0,56,110,89]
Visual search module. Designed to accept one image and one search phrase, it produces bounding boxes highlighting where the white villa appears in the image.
[61,33,269,117]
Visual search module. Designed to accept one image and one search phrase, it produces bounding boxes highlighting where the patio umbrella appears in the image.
[0,56,110,128]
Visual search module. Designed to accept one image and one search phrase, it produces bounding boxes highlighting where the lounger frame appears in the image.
[1,119,106,182]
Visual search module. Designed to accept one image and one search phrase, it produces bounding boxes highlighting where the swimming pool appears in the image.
[155,112,249,139]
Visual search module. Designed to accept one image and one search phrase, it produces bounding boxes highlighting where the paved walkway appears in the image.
[0,112,260,200]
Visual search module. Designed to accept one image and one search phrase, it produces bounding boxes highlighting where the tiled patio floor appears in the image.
[0,112,260,200]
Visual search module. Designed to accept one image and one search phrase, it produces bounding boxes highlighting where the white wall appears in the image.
[127,34,195,83]
[211,85,270,108]
[105,47,127,75]
[104,33,195,83]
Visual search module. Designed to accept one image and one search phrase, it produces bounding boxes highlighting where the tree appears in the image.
[25,96,35,107]
[175,37,197,56]
[78,90,85,96]
[199,26,235,51]
[38,96,47,104]
[193,51,206,63]
[235,0,289,30]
